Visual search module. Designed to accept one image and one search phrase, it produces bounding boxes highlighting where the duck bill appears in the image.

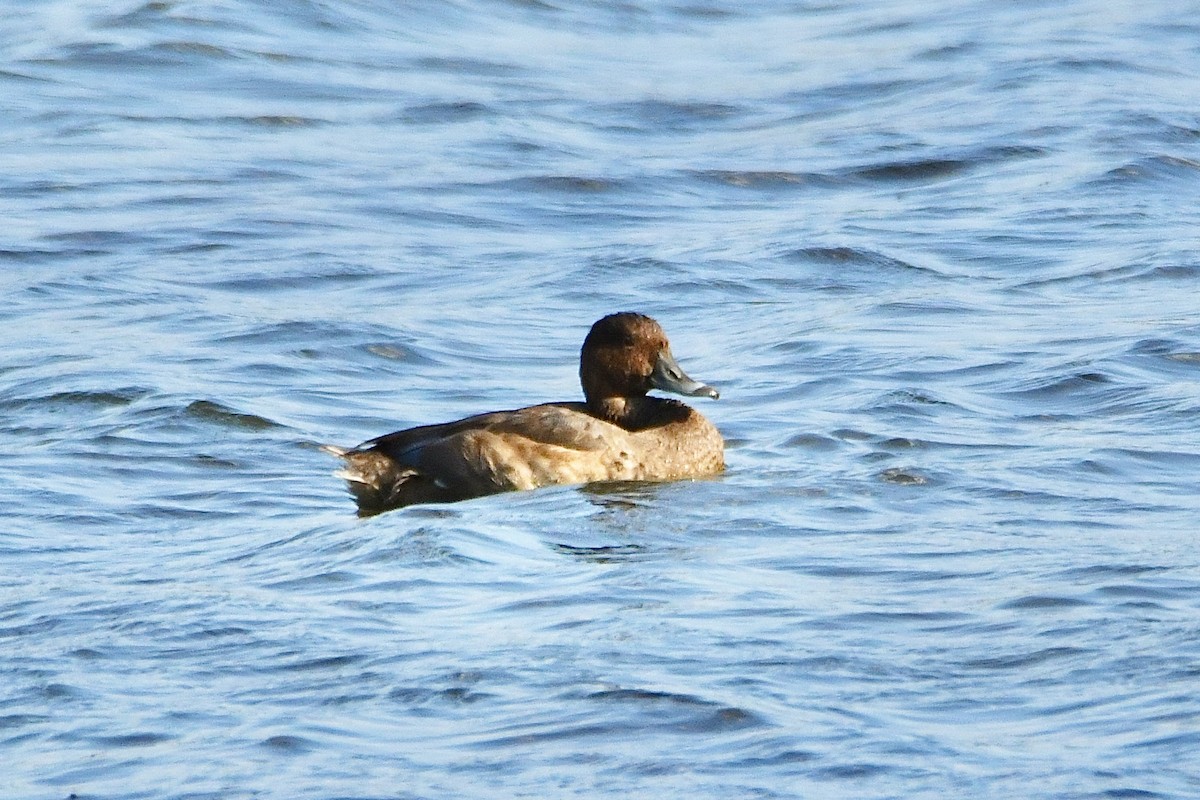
[651,349,719,399]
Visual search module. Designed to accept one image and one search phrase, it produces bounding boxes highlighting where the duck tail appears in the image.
[321,444,435,515]
[319,444,359,483]
[321,443,391,486]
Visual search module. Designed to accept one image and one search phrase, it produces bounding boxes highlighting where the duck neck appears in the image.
[589,396,643,429]
[589,395,684,430]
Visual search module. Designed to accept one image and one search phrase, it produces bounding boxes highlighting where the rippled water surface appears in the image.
[5,1,1200,798]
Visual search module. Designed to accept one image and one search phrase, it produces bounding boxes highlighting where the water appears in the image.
[4,0,1200,797]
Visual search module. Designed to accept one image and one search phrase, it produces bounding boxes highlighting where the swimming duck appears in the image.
[323,312,723,515]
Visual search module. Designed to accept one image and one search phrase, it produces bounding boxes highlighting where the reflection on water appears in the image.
[4,0,1200,798]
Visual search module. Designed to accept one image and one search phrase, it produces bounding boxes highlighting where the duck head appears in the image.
[580,312,718,424]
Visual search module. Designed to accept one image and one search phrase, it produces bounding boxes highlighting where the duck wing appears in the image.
[327,403,629,513]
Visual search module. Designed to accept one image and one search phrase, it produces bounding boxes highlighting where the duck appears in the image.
[323,312,723,515]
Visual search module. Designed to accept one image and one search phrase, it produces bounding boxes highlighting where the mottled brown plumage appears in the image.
[323,313,723,515]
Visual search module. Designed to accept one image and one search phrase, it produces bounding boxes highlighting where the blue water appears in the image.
[4,1,1200,797]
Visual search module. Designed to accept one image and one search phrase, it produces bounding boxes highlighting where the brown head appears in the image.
[579,312,718,424]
